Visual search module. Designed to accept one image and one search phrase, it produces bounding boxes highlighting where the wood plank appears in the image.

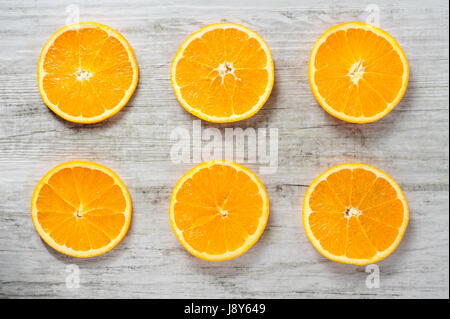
[0,0,448,298]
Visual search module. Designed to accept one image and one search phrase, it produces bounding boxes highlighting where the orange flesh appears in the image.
[172,163,265,256]
[313,27,405,118]
[41,26,134,118]
[307,168,406,260]
[174,27,270,118]
[35,166,128,252]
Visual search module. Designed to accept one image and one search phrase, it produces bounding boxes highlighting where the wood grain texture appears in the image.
[0,0,448,298]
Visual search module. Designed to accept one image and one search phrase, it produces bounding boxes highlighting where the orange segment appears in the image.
[37,22,138,123]
[303,163,409,265]
[308,211,347,256]
[345,217,377,260]
[309,22,409,123]
[171,23,274,123]
[31,161,132,257]
[169,160,269,261]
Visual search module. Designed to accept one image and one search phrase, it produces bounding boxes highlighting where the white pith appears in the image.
[219,208,229,217]
[217,62,236,82]
[345,207,362,218]
[75,68,93,81]
[348,60,365,85]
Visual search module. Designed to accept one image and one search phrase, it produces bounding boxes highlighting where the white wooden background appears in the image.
[0,0,448,299]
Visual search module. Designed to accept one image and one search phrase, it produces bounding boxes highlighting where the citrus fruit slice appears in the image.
[31,161,132,257]
[171,23,274,123]
[303,163,409,265]
[309,22,409,123]
[37,22,138,123]
[169,160,269,261]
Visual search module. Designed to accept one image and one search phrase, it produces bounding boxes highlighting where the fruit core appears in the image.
[76,68,93,81]
[348,60,365,84]
[345,207,361,218]
[217,62,235,81]
[219,208,229,217]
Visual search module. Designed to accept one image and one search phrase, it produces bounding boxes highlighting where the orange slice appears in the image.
[309,22,409,123]
[171,23,274,123]
[169,160,269,261]
[303,163,409,265]
[31,161,132,257]
[37,22,138,123]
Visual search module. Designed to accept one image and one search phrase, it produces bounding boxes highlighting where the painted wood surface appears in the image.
[0,0,448,298]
